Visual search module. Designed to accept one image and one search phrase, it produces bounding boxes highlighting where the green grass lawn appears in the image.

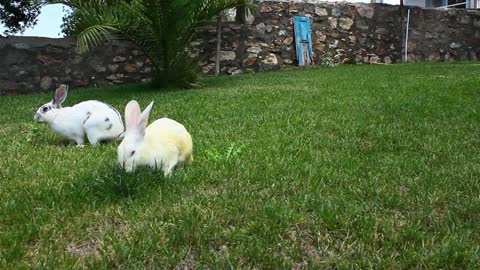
[1,63,479,268]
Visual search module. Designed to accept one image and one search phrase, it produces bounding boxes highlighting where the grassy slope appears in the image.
[0,63,479,268]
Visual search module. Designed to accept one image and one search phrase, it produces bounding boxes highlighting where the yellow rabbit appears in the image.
[117,100,193,176]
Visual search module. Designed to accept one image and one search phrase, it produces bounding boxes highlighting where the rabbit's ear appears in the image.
[53,84,68,107]
[137,101,154,133]
[125,100,141,131]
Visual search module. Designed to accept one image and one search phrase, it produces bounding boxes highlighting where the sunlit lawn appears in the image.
[1,62,479,268]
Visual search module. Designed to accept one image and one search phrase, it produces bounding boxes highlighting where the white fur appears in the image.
[117,100,193,176]
[34,85,124,146]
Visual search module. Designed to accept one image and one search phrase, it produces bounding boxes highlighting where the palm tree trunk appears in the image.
[215,15,222,76]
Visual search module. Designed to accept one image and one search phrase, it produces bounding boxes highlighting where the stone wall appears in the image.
[192,1,480,75]
[0,37,151,95]
[1,0,480,95]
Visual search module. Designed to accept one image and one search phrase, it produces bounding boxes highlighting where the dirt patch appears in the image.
[175,251,196,270]
[66,240,100,258]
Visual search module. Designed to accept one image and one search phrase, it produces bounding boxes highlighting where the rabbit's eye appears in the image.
[42,106,49,112]
[130,150,136,157]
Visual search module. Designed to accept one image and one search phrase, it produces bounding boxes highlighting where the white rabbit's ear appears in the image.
[53,84,68,107]
[137,101,154,132]
[125,100,141,131]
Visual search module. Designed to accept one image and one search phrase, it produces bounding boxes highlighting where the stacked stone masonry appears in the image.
[1,0,480,95]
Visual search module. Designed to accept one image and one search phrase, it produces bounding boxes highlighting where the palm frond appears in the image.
[58,0,253,88]
[76,25,119,53]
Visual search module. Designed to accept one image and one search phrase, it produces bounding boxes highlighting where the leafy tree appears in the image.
[0,0,45,35]
[0,0,73,36]
[53,0,252,88]
[60,6,77,36]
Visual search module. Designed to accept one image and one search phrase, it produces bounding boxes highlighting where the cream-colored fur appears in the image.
[117,101,193,176]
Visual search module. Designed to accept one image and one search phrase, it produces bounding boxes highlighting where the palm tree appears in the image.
[51,0,252,88]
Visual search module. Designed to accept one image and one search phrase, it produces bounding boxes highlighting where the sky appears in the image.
[0,1,401,38]
[0,4,69,38]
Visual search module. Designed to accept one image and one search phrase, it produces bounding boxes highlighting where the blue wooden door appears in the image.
[294,16,313,66]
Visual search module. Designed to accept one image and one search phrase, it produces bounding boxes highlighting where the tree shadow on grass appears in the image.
[76,82,195,99]
[71,166,184,204]
[0,164,188,264]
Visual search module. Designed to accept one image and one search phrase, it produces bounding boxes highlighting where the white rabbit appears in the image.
[117,100,193,175]
[34,84,125,146]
